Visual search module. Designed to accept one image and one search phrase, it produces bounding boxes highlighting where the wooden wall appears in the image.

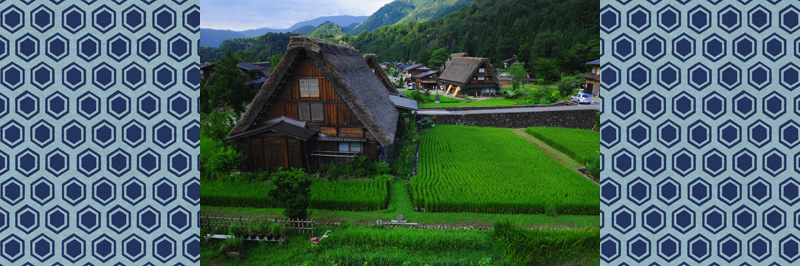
[235,134,305,171]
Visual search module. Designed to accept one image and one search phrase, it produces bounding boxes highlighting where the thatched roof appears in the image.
[228,36,399,146]
[439,57,498,86]
[364,54,398,94]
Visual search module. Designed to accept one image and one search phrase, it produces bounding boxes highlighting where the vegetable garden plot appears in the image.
[411,125,599,214]
[202,179,388,211]
[527,127,600,164]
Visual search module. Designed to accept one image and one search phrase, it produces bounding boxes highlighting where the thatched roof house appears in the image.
[363,54,398,94]
[227,36,399,170]
[438,57,500,96]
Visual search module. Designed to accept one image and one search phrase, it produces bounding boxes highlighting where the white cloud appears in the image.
[200,0,393,31]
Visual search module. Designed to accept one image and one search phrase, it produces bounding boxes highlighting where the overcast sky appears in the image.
[200,0,393,31]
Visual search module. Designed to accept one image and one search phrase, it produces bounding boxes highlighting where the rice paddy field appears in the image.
[201,179,388,211]
[412,125,599,214]
[527,127,600,164]
[200,222,599,265]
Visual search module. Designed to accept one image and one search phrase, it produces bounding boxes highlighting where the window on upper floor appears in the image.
[298,102,324,121]
[299,78,319,97]
[478,77,485,81]
[479,68,485,73]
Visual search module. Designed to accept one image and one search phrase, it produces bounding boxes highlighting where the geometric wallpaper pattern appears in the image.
[601,0,800,264]
[0,1,199,264]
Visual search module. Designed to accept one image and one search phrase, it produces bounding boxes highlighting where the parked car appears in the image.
[571,93,592,104]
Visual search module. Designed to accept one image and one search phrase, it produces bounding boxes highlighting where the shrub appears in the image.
[200,110,239,141]
[522,88,560,105]
[269,168,313,220]
[200,137,243,181]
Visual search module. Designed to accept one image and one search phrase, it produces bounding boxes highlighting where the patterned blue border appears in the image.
[601,0,800,264]
[0,1,199,264]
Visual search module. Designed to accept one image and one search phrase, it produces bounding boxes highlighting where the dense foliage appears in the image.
[291,25,316,35]
[412,125,599,214]
[199,32,299,63]
[526,127,600,164]
[201,179,389,211]
[350,0,599,77]
[200,48,256,113]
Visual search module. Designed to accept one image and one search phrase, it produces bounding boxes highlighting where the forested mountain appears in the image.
[396,0,475,24]
[201,15,367,47]
[292,25,317,35]
[348,1,416,34]
[201,0,599,79]
[309,22,346,38]
[348,0,475,35]
[200,32,299,63]
[350,0,599,76]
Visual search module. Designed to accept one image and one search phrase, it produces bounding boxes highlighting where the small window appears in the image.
[299,78,319,97]
[350,142,362,152]
[479,68,485,73]
[339,142,363,152]
[299,103,323,121]
[591,68,596,74]
[298,103,310,121]
[478,77,485,81]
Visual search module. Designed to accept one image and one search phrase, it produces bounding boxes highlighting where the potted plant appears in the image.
[256,220,268,239]
[246,223,257,240]
[220,236,244,258]
[228,223,242,238]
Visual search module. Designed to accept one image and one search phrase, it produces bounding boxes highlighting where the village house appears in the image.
[401,63,432,84]
[502,55,517,68]
[226,36,399,170]
[580,59,600,96]
[438,56,500,97]
[411,70,439,91]
[364,54,419,113]
[200,61,272,91]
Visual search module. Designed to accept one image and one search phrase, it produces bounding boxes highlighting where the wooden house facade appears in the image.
[438,57,500,97]
[580,59,600,97]
[226,36,399,170]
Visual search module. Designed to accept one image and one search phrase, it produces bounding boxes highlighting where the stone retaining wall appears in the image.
[421,109,598,129]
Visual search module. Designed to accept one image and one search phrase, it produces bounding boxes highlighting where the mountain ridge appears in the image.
[200,15,368,47]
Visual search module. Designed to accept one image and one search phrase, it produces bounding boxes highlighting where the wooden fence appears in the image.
[199,215,316,236]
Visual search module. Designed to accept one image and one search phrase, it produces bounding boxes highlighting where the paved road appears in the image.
[417,103,601,115]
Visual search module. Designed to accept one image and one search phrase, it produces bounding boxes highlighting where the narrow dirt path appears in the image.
[511,129,598,184]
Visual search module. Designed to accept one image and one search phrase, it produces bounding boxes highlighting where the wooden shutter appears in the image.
[298,103,310,121]
[311,103,323,121]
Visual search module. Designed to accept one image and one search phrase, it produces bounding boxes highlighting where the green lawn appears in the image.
[526,127,600,164]
[399,91,459,103]
[412,125,600,215]
[419,98,520,107]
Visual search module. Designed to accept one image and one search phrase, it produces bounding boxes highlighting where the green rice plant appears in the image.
[527,127,600,164]
[411,125,599,215]
[493,221,600,265]
[310,179,388,211]
[201,179,388,211]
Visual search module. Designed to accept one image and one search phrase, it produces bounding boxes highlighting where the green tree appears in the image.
[269,54,283,72]
[268,168,313,220]
[534,58,560,83]
[416,50,432,65]
[428,48,449,68]
[201,47,255,114]
[508,62,527,90]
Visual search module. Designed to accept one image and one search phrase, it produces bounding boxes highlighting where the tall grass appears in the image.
[493,221,600,265]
